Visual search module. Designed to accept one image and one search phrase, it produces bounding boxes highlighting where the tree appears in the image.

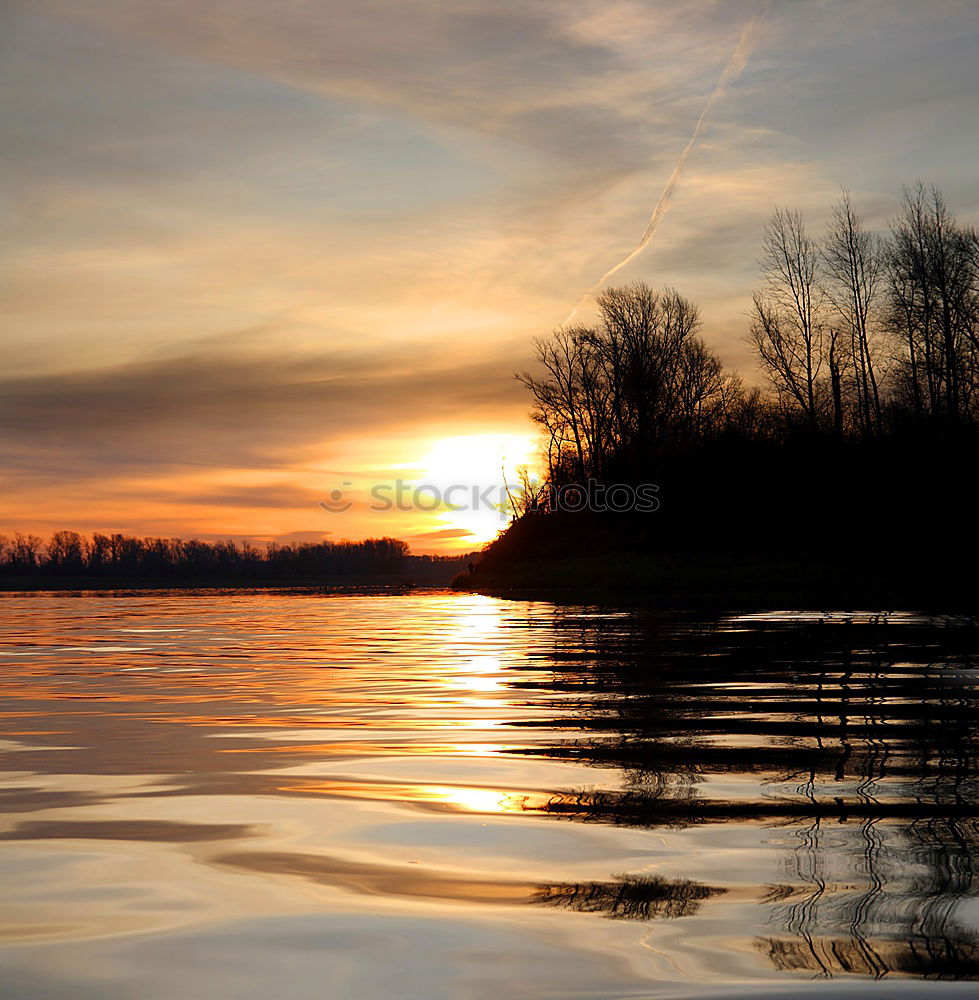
[518,326,593,482]
[821,189,885,435]
[47,530,86,570]
[750,208,826,427]
[9,533,43,571]
[519,283,728,484]
[887,182,979,425]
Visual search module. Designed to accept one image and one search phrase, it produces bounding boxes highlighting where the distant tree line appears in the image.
[515,181,978,559]
[0,531,457,583]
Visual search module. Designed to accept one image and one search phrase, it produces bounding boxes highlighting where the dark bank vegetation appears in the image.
[466,183,979,605]
[0,532,471,589]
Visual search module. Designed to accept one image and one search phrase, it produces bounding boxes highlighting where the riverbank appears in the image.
[456,552,974,610]
[453,515,976,611]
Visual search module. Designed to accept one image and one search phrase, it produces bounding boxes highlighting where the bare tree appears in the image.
[9,533,43,571]
[821,189,885,434]
[592,284,707,458]
[512,465,549,515]
[887,183,979,423]
[519,283,727,485]
[47,530,86,570]
[750,209,825,427]
[518,326,593,483]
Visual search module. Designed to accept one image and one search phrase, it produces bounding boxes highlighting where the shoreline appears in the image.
[454,551,978,613]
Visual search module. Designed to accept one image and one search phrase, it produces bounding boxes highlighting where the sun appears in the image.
[419,433,540,548]
[422,434,537,484]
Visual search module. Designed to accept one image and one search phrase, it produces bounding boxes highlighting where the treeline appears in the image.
[522,182,978,481]
[750,182,979,435]
[0,531,440,583]
[512,181,978,564]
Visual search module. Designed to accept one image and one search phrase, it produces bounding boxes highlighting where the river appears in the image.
[1,591,976,998]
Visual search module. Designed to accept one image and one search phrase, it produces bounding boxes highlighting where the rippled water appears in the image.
[1,591,977,999]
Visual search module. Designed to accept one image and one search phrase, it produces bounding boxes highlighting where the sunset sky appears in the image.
[2,0,978,551]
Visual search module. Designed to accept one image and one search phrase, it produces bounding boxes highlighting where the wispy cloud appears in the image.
[566,5,767,321]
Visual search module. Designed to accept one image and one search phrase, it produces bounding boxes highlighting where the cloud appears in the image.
[171,483,327,511]
[0,334,529,478]
[2,1,776,225]
[410,527,476,541]
[271,530,331,544]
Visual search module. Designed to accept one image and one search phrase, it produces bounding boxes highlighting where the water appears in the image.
[0,591,977,999]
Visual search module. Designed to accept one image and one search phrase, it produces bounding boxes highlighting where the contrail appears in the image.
[564,11,764,325]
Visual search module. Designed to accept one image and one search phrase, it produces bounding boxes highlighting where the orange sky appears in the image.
[2,1,978,551]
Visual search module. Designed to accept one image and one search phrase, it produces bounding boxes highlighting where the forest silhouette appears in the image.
[473,182,979,604]
[0,532,471,587]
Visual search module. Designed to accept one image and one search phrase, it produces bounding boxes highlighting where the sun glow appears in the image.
[421,434,538,486]
[418,433,540,547]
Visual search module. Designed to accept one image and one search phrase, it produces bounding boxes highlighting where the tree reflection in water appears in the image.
[532,873,722,921]
[508,612,979,979]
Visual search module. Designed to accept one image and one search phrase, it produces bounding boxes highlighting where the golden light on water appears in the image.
[276,778,538,815]
[424,785,514,814]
